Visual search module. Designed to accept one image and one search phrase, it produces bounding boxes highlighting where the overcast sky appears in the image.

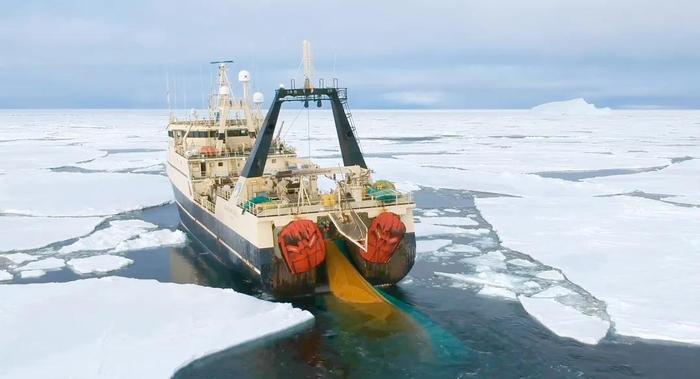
[1,0,698,109]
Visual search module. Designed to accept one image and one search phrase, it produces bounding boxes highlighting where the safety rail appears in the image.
[239,192,413,218]
[199,198,216,213]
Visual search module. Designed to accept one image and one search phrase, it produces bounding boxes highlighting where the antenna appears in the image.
[210,60,234,65]
[303,40,313,90]
[166,71,172,121]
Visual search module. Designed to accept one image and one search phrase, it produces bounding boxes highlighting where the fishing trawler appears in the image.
[166,42,416,298]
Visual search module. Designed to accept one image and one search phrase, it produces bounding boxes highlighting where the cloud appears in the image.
[1,0,699,108]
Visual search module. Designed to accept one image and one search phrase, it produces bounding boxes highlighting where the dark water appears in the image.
[15,196,700,378]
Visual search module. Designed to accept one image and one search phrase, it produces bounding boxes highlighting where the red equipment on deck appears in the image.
[278,220,326,274]
[362,212,406,264]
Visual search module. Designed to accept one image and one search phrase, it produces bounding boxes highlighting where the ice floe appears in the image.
[478,195,700,345]
[435,271,524,291]
[507,258,537,268]
[518,295,610,344]
[19,270,46,279]
[111,229,187,253]
[0,171,172,217]
[0,277,313,378]
[532,286,576,298]
[417,216,479,226]
[0,270,12,281]
[586,159,700,206]
[478,285,517,300]
[460,251,507,271]
[416,239,452,254]
[0,216,103,252]
[415,223,471,237]
[67,255,134,275]
[59,220,157,254]
[0,252,39,265]
[536,270,565,281]
[16,257,65,272]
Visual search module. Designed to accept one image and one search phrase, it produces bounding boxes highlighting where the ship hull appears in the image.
[172,186,415,298]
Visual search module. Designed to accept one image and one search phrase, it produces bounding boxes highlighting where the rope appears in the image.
[306,107,311,158]
[280,107,304,140]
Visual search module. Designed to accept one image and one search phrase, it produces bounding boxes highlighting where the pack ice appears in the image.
[0,277,313,379]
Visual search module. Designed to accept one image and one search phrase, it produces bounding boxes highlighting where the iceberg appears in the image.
[0,277,313,378]
[531,98,611,116]
[518,295,610,345]
[0,216,104,252]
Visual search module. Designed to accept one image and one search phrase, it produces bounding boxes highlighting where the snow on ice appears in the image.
[0,216,103,252]
[0,172,171,217]
[0,277,314,379]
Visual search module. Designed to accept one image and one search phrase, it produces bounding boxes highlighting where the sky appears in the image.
[1,0,699,109]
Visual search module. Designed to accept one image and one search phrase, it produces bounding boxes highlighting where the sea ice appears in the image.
[445,244,481,254]
[478,195,700,345]
[0,216,103,252]
[416,239,452,254]
[76,151,165,172]
[585,159,700,206]
[0,139,105,172]
[536,270,565,281]
[0,277,314,378]
[0,171,172,217]
[478,285,517,300]
[460,251,507,271]
[67,255,134,275]
[0,270,12,281]
[20,270,46,279]
[16,257,65,272]
[417,216,479,227]
[435,270,523,291]
[518,295,610,344]
[59,220,157,254]
[532,286,575,298]
[0,252,39,265]
[507,258,537,268]
[415,223,471,237]
[111,229,187,253]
